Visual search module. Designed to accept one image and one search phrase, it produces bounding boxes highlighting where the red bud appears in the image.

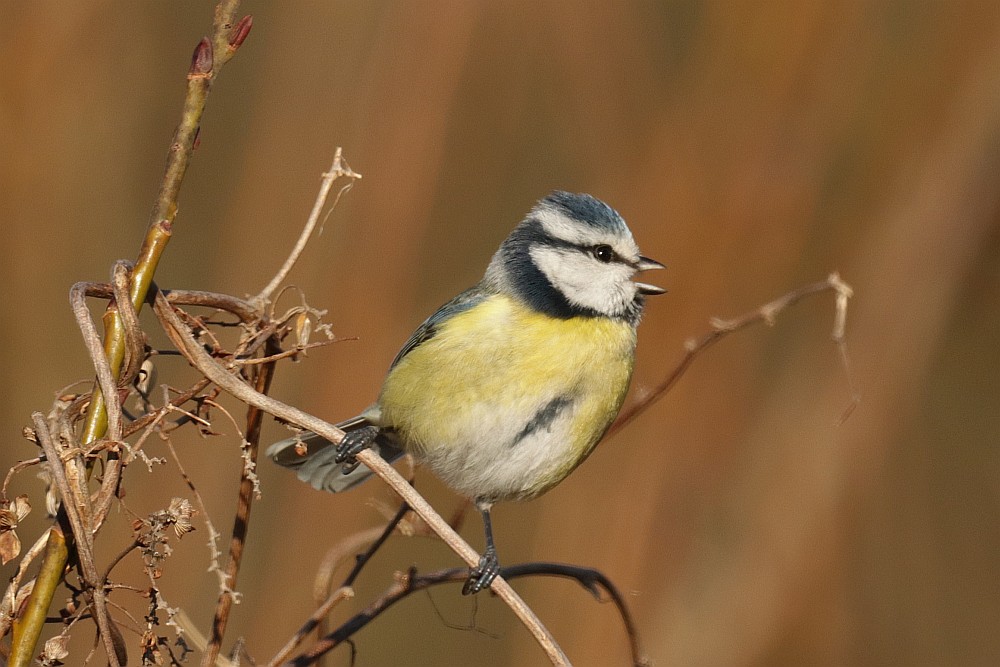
[189,37,213,77]
[229,15,253,49]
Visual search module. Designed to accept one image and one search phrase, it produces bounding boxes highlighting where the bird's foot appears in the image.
[334,425,380,474]
[462,546,500,595]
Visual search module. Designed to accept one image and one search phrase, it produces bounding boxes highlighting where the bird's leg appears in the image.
[334,425,380,474]
[463,502,500,595]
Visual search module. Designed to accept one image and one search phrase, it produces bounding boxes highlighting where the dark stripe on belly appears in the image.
[510,395,574,447]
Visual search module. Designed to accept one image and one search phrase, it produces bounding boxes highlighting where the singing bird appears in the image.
[268,191,664,593]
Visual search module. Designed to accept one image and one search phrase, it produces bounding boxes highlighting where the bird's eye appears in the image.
[592,244,614,263]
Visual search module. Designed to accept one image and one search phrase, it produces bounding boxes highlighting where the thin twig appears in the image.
[99,538,142,586]
[121,378,214,438]
[312,527,388,603]
[264,587,355,667]
[151,290,571,666]
[1,458,41,500]
[611,272,855,436]
[69,282,123,443]
[500,563,649,667]
[346,503,410,588]
[233,339,346,365]
[253,148,363,308]
[160,431,227,603]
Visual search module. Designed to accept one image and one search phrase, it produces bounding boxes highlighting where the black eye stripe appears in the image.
[525,218,629,263]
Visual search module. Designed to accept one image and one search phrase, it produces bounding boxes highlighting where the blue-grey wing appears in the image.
[389,286,489,370]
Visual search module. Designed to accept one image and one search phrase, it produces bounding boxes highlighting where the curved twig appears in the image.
[111,261,147,391]
[69,283,123,443]
[286,562,648,667]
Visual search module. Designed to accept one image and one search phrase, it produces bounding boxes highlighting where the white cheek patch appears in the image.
[530,245,636,316]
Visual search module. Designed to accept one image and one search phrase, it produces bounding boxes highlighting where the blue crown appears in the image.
[541,191,628,234]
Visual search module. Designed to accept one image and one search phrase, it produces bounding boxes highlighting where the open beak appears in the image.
[634,255,666,295]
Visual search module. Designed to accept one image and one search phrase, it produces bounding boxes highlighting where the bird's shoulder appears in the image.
[389,286,491,370]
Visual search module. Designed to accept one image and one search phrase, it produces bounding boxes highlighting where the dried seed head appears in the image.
[294,312,313,349]
[167,497,196,537]
[0,495,30,526]
[0,495,30,564]
[41,634,71,665]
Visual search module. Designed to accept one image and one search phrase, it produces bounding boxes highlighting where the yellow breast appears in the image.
[377,294,636,501]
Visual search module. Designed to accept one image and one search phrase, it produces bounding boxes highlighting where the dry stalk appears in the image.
[0,528,51,640]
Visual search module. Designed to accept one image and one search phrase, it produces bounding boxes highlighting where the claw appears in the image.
[463,546,500,595]
[334,425,380,473]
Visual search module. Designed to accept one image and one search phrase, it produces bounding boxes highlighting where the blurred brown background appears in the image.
[3,2,1000,665]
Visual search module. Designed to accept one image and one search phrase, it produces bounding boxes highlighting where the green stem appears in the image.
[9,530,67,667]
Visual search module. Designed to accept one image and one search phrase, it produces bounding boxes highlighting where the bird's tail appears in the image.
[266,416,403,493]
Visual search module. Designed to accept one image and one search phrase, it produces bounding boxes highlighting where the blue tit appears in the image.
[268,190,664,594]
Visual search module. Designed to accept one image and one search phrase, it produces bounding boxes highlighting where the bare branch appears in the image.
[611,273,856,436]
[253,147,363,308]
